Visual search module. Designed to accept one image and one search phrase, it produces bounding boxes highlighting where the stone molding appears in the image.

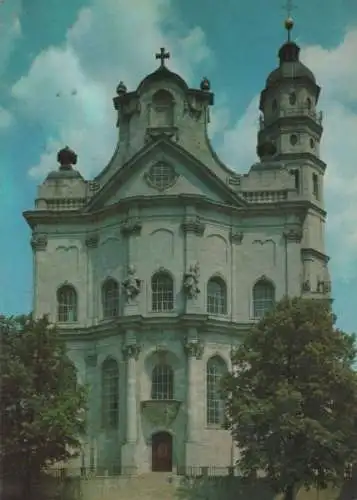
[181,216,205,236]
[121,217,142,236]
[184,339,204,359]
[229,231,244,245]
[31,234,48,251]
[122,343,141,361]
[85,233,99,248]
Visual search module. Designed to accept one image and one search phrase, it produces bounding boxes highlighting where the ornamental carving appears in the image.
[141,399,181,427]
[85,233,99,248]
[31,234,48,251]
[122,343,141,361]
[181,216,205,236]
[284,228,302,242]
[184,339,204,359]
[230,231,244,244]
[120,217,142,236]
[183,262,200,299]
[122,265,141,302]
[302,280,311,292]
[144,161,178,191]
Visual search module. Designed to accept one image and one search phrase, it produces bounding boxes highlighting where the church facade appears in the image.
[24,34,331,476]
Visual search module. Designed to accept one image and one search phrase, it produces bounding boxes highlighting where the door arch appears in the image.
[151,431,173,472]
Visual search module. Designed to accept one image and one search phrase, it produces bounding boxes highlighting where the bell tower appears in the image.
[258,13,325,208]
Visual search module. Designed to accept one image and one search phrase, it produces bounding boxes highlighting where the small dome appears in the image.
[137,65,188,93]
[266,41,316,87]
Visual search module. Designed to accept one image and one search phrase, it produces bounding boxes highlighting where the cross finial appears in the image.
[282,0,297,41]
[155,47,170,67]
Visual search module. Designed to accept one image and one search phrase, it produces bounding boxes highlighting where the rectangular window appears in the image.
[290,169,300,192]
[312,173,319,199]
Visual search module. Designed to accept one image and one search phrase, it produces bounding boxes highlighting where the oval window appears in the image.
[310,138,315,148]
[306,97,312,110]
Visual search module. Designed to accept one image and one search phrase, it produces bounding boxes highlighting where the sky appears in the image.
[0,0,356,333]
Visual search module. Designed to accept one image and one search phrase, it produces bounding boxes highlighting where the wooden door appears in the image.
[152,432,172,472]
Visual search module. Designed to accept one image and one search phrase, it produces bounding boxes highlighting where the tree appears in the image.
[0,314,87,495]
[223,297,357,500]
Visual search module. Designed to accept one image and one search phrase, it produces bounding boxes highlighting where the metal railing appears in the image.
[259,107,323,130]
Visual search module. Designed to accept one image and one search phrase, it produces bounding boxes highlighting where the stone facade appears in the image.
[24,42,331,477]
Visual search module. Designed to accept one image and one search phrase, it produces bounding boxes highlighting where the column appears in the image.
[184,328,204,469]
[181,209,205,314]
[120,212,142,316]
[121,333,141,474]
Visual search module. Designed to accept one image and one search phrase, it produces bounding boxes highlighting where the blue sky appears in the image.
[0,0,356,333]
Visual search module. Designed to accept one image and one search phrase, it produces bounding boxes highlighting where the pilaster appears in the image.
[121,210,142,316]
[283,225,302,296]
[184,328,205,467]
[84,352,99,472]
[121,331,141,474]
[85,233,99,325]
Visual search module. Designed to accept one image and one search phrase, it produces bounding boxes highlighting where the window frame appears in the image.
[207,277,227,315]
[151,271,174,312]
[252,279,275,319]
[57,284,78,323]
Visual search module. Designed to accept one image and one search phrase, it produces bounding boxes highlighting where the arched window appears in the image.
[206,356,227,426]
[207,277,227,315]
[57,284,77,322]
[150,89,174,127]
[151,271,174,312]
[151,364,174,400]
[253,279,275,318]
[102,279,119,319]
[102,358,119,429]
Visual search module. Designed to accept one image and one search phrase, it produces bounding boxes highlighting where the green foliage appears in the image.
[223,297,357,498]
[0,314,87,481]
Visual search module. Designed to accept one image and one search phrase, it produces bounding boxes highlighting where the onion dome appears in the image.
[200,77,211,91]
[266,17,316,87]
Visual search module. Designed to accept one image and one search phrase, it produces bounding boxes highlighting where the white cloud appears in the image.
[0,0,22,76]
[0,106,14,129]
[11,0,212,179]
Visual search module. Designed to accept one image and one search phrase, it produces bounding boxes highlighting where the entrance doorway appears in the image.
[151,431,172,472]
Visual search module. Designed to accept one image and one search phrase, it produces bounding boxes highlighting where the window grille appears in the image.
[57,285,77,322]
[207,277,227,315]
[253,280,275,318]
[102,279,119,318]
[151,364,174,400]
[102,358,119,429]
[152,272,174,312]
[207,357,226,425]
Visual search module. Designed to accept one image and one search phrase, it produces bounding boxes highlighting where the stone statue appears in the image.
[183,262,200,299]
[122,265,141,301]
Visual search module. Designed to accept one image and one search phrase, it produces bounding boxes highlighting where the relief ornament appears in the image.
[183,262,200,299]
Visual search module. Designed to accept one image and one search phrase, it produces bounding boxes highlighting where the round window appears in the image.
[289,92,297,105]
[290,134,298,146]
[310,138,315,148]
[306,97,312,110]
[147,161,176,190]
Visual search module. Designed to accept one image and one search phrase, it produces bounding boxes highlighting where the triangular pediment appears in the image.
[85,138,246,212]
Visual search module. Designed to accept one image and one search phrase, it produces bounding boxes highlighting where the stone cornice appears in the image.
[301,247,330,263]
[56,314,251,341]
[23,196,318,230]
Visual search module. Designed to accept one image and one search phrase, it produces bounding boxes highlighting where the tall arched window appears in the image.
[57,284,77,322]
[102,279,119,319]
[102,358,119,429]
[206,356,227,426]
[151,89,174,127]
[151,271,174,312]
[151,364,174,400]
[207,277,227,315]
[253,279,275,318]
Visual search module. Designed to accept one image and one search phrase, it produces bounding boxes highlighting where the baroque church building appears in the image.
[24,22,331,476]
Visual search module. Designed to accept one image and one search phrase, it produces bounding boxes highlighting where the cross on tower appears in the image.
[155,47,170,67]
[282,0,296,18]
